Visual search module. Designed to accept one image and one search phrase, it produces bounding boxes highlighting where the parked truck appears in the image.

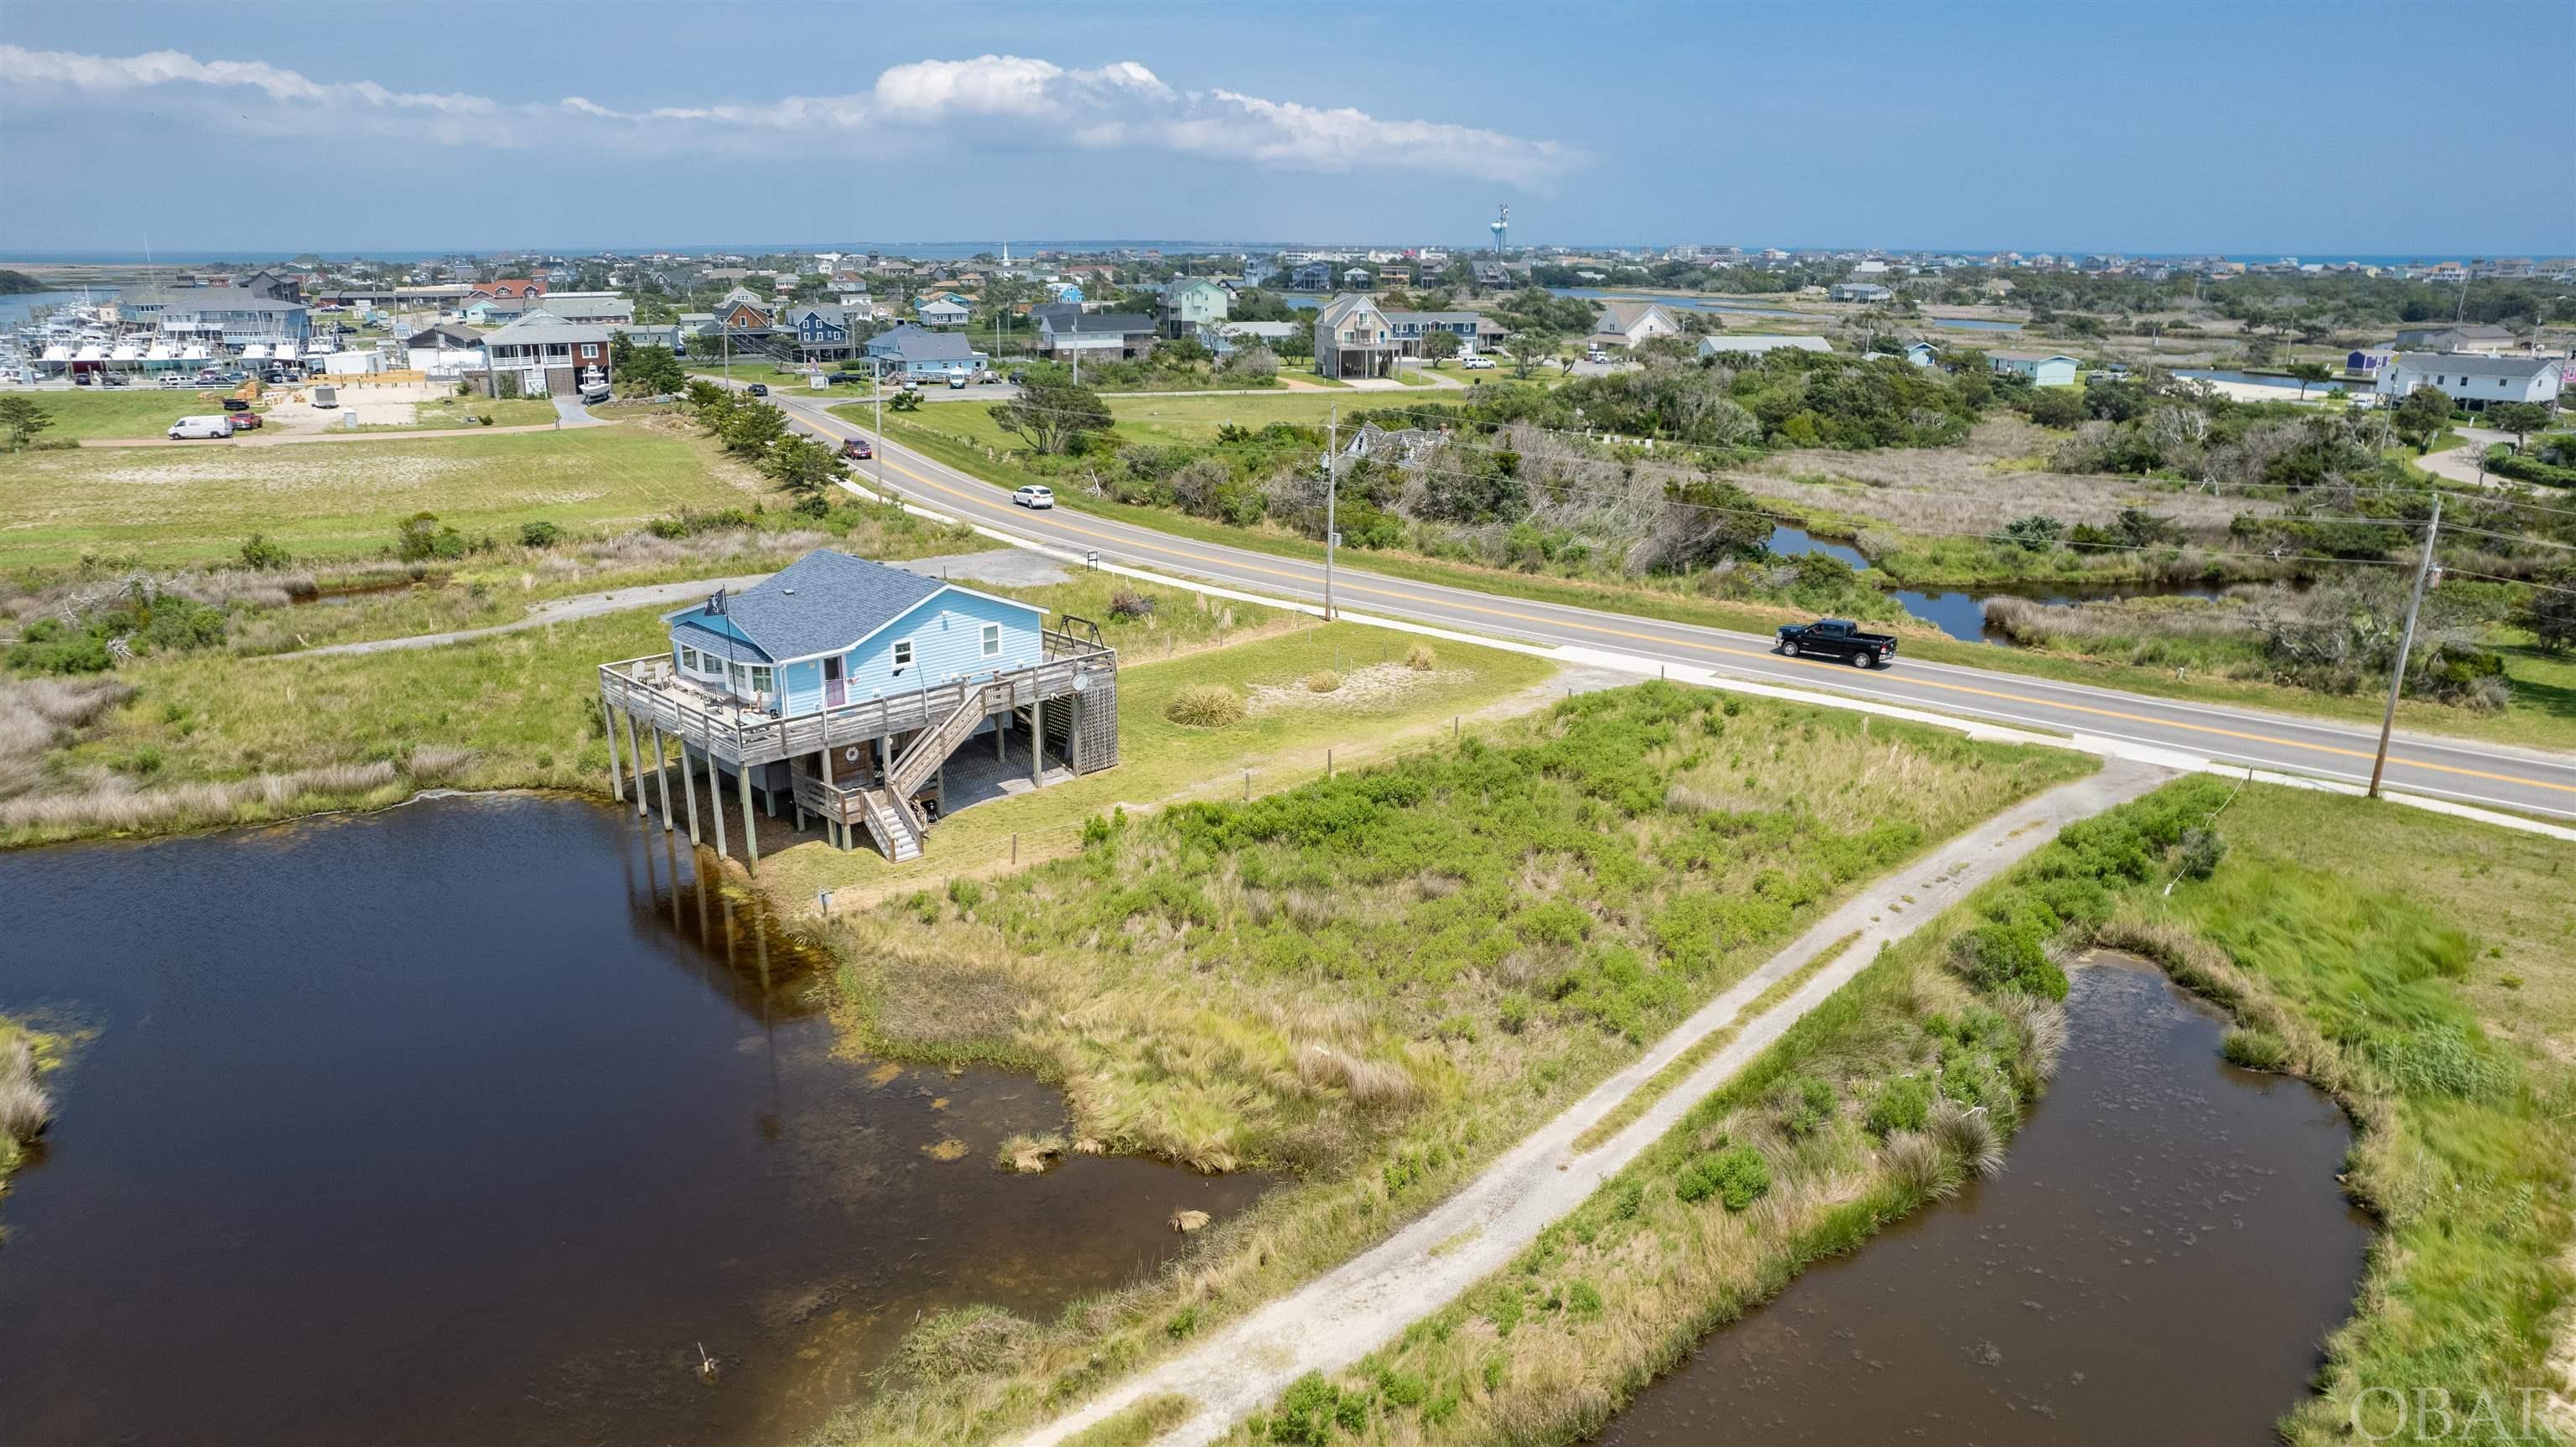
[1775,618,1898,669]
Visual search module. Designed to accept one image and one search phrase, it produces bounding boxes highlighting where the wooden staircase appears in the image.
[886,685,998,801]
[856,786,924,861]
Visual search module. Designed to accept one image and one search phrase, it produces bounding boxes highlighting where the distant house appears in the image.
[2376,352,2563,409]
[865,323,987,381]
[1988,350,2081,386]
[1036,309,1157,362]
[1472,261,1513,288]
[1384,310,1489,356]
[470,277,546,303]
[714,287,778,333]
[1342,267,1375,288]
[1904,340,1942,368]
[2392,324,2518,353]
[1240,258,1279,290]
[1161,277,1231,339]
[1697,334,1831,360]
[404,321,480,351]
[1589,300,1682,350]
[1314,293,1399,380]
[2345,348,2391,381]
[480,310,614,397]
[529,291,634,325]
[779,303,867,362]
[1290,261,1337,292]
[615,323,688,355]
[916,294,972,328]
[1204,319,1299,355]
[1049,281,1088,304]
[1831,282,1894,303]
[462,298,526,326]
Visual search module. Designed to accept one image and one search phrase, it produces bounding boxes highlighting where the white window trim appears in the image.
[680,645,700,671]
[891,639,915,669]
[980,623,1001,657]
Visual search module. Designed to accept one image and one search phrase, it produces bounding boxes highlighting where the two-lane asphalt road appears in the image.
[766,387,2576,822]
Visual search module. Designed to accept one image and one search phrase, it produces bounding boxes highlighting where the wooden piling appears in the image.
[623,710,647,817]
[652,727,673,832]
[709,754,730,859]
[736,763,760,872]
[600,698,625,801]
[679,736,702,846]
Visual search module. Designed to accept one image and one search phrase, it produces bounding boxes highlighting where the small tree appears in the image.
[718,399,788,459]
[619,345,684,397]
[2285,360,2334,400]
[0,396,52,450]
[989,369,1111,455]
[2393,385,2452,450]
[2002,514,2064,551]
[239,533,292,570]
[2521,563,2576,654]
[1421,330,1461,367]
[2486,401,2554,451]
[762,432,846,500]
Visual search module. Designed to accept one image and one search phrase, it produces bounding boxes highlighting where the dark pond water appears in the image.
[1765,526,2223,644]
[0,795,1265,1447]
[1592,955,2371,1447]
[1930,315,2027,332]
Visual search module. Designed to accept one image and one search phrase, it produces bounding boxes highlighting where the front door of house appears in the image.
[823,655,846,708]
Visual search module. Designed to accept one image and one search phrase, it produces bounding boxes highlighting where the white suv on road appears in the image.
[1012,485,1055,509]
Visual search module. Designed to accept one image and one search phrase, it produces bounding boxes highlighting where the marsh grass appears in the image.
[808,683,2085,1444]
[1062,1394,1196,1447]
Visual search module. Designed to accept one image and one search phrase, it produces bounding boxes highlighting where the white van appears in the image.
[169,415,234,439]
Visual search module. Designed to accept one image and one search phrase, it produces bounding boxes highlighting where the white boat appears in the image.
[241,343,271,361]
[304,339,334,358]
[110,343,143,362]
[40,344,72,363]
[146,342,177,361]
[180,344,210,362]
[74,344,106,361]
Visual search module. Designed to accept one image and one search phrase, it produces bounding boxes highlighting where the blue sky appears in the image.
[3,0,2568,257]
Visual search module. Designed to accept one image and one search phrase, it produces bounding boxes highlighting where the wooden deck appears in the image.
[599,630,1117,772]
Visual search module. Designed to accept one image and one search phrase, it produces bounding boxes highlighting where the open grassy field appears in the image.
[3,388,249,441]
[808,683,2092,1444]
[756,613,1559,908]
[0,423,763,572]
[360,397,560,431]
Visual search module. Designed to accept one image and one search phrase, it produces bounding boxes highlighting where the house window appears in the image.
[750,666,773,693]
[681,645,700,671]
[892,640,914,669]
[981,623,1001,657]
[729,661,748,690]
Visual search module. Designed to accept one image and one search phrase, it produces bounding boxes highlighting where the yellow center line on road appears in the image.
[795,402,2576,799]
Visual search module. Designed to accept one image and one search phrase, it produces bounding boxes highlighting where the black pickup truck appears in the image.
[1776,618,1898,669]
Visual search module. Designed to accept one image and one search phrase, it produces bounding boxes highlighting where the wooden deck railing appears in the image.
[600,640,1112,770]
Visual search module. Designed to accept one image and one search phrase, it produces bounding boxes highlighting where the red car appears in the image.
[839,437,873,460]
[226,410,264,429]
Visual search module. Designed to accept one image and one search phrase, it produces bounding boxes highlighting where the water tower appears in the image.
[1489,204,1509,256]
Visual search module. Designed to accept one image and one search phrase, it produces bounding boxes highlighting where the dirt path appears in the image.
[264,573,776,659]
[79,418,600,449]
[1015,757,2174,1447]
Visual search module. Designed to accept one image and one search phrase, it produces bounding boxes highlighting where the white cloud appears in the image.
[0,44,1574,188]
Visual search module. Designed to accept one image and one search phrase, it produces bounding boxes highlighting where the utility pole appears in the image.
[1323,403,1337,620]
[2367,493,2441,800]
[872,355,886,495]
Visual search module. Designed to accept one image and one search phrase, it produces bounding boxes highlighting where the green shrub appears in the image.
[1865,1075,1933,1137]
[239,532,292,569]
[1675,1144,1771,1209]
[1775,1075,1836,1136]
[2177,826,2226,880]
[517,520,563,548]
[1949,920,2067,999]
[1566,1278,1604,1316]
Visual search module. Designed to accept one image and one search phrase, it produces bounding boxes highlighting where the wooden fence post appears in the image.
[601,696,625,802]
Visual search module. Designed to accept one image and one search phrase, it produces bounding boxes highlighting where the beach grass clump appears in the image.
[0,1037,53,1148]
[1405,644,1437,671]
[1165,684,1246,728]
[1302,668,1342,693]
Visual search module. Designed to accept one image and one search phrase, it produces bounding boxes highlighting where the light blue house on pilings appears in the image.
[597,550,1118,865]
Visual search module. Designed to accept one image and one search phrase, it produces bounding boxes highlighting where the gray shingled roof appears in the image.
[2392,351,2560,379]
[671,551,948,663]
[869,324,979,361]
[1052,311,1155,334]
